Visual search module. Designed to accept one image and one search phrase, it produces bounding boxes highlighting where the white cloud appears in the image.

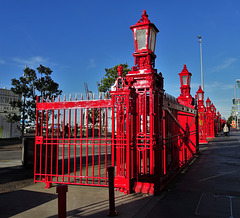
[205,81,233,90]
[12,56,49,68]
[210,58,237,73]
[86,58,96,69]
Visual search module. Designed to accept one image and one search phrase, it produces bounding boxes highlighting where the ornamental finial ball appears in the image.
[117,66,123,77]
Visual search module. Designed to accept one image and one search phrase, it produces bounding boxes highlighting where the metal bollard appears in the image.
[107,166,118,216]
[56,184,68,218]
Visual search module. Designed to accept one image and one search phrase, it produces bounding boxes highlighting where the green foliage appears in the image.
[98,63,130,93]
[227,115,233,124]
[9,65,62,136]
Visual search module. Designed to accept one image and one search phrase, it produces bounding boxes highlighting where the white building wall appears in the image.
[0,88,21,138]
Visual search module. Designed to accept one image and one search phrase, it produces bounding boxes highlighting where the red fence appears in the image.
[162,95,198,181]
[34,11,200,195]
[34,95,114,188]
[34,86,198,194]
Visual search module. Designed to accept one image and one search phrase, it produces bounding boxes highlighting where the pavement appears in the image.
[0,129,240,217]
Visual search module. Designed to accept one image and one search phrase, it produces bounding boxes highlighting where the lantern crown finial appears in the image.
[183,64,188,71]
[137,10,151,24]
[117,65,123,77]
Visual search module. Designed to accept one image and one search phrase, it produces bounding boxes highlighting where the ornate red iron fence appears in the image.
[34,11,200,195]
[34,94,115,188]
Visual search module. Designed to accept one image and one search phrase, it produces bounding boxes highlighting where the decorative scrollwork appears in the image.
[111,66,129,91]
[114,95,126,109]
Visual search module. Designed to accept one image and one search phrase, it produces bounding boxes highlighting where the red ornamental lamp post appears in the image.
[177,64,194,108]
[217,111,222,132]
[206,97,211,111]
[213,105,218,135]
[129,10,159,73]
[196,86,208,143]
[126,10,164,195]
[205,98,215,138]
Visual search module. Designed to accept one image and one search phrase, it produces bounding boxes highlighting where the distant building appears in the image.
[0,88,21,138]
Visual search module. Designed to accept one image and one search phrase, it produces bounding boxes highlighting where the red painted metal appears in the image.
[34,10,200,195]
[196,86,208,144]
[205,97,215,138]
[34,94,116,188]
[56,185,68,218]
[177,65,194,108]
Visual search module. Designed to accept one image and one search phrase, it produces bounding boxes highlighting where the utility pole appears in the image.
[234,84,238,129]
[197,36,204,92]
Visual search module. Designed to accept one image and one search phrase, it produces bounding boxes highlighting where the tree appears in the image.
[98,63,130,94]
[227,115,233,125]
[9,65,62,137]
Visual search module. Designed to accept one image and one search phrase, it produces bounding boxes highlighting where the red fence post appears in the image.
[56,185,68,218]
[107,166,117,217]
[196,86,208,144]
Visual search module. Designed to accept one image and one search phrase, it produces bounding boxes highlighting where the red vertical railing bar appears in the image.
[111,105,115,169]
[144,94,147,175]
[92,104,95,184]
[149,91,153,175]
[45,103,49,178]
[163,110,166,175]
[68,96,71,183]
[51,96,54,182]
[62,95,66,182]
[98,107,101,185]
[41,97,44,136]
[130,103,134,179]
[74,94,77,183]
[80,94,83,183]
[86,94,89,184]
[40,97,44,180]
[56,96,60,182]
[34,96,39,182]
[105,105,108,184]
[126,98,130,184]
[124,107,126,177]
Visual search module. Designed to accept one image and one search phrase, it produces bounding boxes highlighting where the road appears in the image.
[0,141,22,168]
[143,129,240,218]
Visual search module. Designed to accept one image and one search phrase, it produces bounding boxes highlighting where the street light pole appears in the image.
[197,36,204,92]
[234,83,238,129]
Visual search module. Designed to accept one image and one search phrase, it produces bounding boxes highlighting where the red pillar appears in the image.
[56,185,68,218]
[205,98,215,139]
[196,86,208,143]
[126,10,164,195]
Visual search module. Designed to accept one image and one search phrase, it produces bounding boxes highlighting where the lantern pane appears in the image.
[136,29,147,50]
[188,76,191,86]
[198,93,203,100]
[207,102,210,107]
[182,75,187,85]
[150,29,156,52]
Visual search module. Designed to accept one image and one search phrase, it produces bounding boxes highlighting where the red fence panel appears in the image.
[34,95,115,187]
[161,94,198,186]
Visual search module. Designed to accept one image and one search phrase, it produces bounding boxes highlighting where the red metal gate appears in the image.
[34,67,134,193]
[34,95,113,187]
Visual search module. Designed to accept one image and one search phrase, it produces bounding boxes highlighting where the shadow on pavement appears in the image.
[0,166,34,194]
[0,189,57,218]
[47,192,155,218]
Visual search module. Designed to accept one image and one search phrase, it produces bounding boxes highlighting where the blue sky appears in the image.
[0,0,240,119]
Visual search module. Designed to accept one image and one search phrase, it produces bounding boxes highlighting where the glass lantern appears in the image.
[130,10,159,54]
